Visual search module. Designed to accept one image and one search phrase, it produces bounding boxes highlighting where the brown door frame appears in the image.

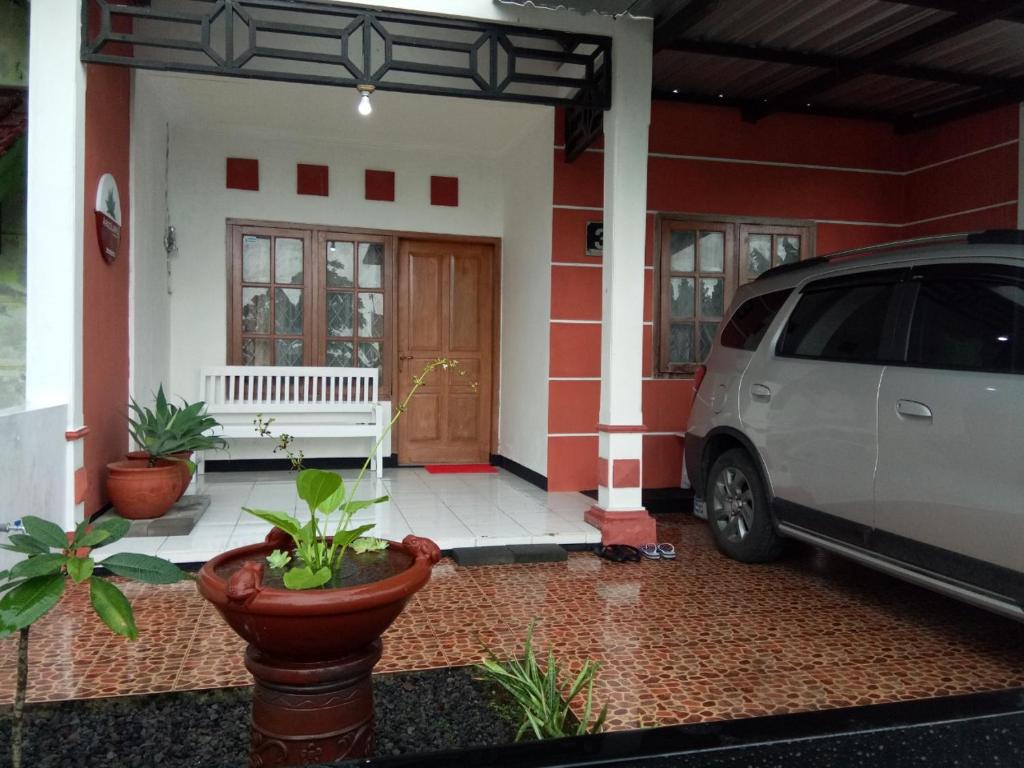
[226,219,502,458]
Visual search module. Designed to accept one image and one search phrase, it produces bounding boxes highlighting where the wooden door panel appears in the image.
[450,254,482,352]
[406,392,442,443]
[407,252,444,352]
[449,393,480,442]
[397,240,493,465]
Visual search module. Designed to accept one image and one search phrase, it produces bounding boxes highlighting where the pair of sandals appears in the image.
[595,542,677,563]
[639,543,677,560]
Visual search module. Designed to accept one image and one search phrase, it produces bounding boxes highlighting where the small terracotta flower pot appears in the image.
[106,459,181,519]
[125,450,193,500]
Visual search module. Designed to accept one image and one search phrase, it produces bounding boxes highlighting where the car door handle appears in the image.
[896,399,932,419]
[750,383,771,400]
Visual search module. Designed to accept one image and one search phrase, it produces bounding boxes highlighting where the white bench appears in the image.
[198,366,384,478]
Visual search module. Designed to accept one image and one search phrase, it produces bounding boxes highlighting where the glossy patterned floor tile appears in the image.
[3,516,1024,735]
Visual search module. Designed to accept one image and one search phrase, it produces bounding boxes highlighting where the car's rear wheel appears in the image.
[707,448,782,563]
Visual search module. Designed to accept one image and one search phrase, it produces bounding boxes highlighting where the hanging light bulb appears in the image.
[357,84,375,116]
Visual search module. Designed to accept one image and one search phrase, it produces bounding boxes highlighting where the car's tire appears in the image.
[706,448,783,563]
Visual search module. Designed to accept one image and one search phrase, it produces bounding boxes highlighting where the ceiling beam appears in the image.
[652,89,897,124]
[892,0,1024,22]
[666,38,1018,90]
[653,0,722,51]
[896,89,1024,132]
[743,0,1024,122]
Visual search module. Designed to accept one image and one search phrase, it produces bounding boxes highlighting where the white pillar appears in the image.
[25,0,87,529]
[584,17,657,546]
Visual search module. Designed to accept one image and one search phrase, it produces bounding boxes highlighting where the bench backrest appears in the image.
[201,366,378,411]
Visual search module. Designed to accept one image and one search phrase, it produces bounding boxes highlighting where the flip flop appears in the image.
[639,544,660,560]
[596,544,641,563]
[657,542,677,560]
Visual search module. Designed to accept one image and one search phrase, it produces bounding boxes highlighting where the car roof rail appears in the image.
[756,229,1024,282]
[966,229,1024,245]
[755,256,830,281]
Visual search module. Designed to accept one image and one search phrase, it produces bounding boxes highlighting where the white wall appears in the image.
[497,114,553,476]
[129,76,172,405]
[132,72,554,466]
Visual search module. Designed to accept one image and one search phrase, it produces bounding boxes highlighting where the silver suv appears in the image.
[684,230,1024,620]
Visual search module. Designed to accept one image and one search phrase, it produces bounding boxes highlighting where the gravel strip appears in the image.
[0,667,515,768]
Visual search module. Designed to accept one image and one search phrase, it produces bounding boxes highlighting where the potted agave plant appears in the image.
[107,386,227,519]
[196,360,461,767]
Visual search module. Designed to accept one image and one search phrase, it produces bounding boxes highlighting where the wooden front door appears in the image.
[397,239,494,464]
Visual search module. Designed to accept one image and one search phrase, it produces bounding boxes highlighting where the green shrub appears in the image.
[476,623,607,741]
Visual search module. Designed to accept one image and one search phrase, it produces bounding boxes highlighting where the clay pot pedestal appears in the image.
[196,531,441,768]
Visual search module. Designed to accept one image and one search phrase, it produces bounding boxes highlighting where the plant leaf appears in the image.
[332,524,376,551]
[10,553,66,580]
[76,529,111,548]
[90,578,137,639]
[295,469,342,514]
[100,553,185,584]
[350,537,388,554]
[21,516,69,550]
[283,565,331,590]
[341,496,389,515]
[0,574,65,634]
[0,535,51,555]
[241,508,301,538]
[91,518,131,547]
[318,480,348,515]
[67,557,95,584]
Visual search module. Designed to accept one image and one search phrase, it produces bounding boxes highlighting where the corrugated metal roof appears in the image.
[652,0,1024,127]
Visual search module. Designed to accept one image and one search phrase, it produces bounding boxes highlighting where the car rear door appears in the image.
[742,268,904,533]
[874,262,1024,584]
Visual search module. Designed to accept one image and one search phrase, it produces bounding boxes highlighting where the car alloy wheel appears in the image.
[712,466,754,543]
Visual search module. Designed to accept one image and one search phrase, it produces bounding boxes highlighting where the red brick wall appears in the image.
[547,102,1019,492]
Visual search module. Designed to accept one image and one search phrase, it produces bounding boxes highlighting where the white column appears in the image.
[584,17,657,546]
[25,0,87,528]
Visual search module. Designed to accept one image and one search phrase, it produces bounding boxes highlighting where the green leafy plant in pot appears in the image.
[195,358,467,767]
[108,385,228,519]
[0,516,187,768]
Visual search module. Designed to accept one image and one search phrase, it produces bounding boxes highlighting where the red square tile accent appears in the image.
[597,457,609,488]
[297,163,329,196]
[612,458,641,488]
[225,158,259,191]
[365,169,395,202]
[430,175,459,207]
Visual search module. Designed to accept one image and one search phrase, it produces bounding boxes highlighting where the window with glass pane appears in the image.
[656,217,813,376]
[324,239,385,377]
[659,223,733,373]
[739,225,810,283]
[237,233,307,365]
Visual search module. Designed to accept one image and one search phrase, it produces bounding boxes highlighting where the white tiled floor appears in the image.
[100,468,600,563]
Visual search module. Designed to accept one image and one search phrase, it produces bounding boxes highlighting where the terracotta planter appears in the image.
[196,531,441,767]
[106,459,181,520]
[126,450,193,500]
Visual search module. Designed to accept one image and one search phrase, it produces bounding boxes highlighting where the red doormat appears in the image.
[424,464,498,474]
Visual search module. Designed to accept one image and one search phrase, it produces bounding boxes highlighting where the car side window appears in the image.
[907,268,1023,374]
[778,280,896,363]
[720,289,792,351]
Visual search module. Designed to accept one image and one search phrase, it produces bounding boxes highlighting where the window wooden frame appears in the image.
[228,224,314,367]
[227,223,395,397]
[654,214,815,376]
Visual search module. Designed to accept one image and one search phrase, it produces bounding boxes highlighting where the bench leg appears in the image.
[197,452,206,476]
[375,410,384,479]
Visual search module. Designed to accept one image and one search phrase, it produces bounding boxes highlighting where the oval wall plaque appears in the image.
[94,173,122,263]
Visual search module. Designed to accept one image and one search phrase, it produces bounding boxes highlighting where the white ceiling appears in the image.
[138,70,551,156]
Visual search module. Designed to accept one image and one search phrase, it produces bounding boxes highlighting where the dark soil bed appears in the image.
[0,667,516,768]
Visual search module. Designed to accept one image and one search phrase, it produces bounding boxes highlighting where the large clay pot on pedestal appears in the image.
[126,450,193,500]
[196,531,441,767]
[106,459,181,520]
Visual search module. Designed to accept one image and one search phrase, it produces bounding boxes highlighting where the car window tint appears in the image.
[907,276,1023,373]
[778,283,894,362]
[721,289,792,351]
